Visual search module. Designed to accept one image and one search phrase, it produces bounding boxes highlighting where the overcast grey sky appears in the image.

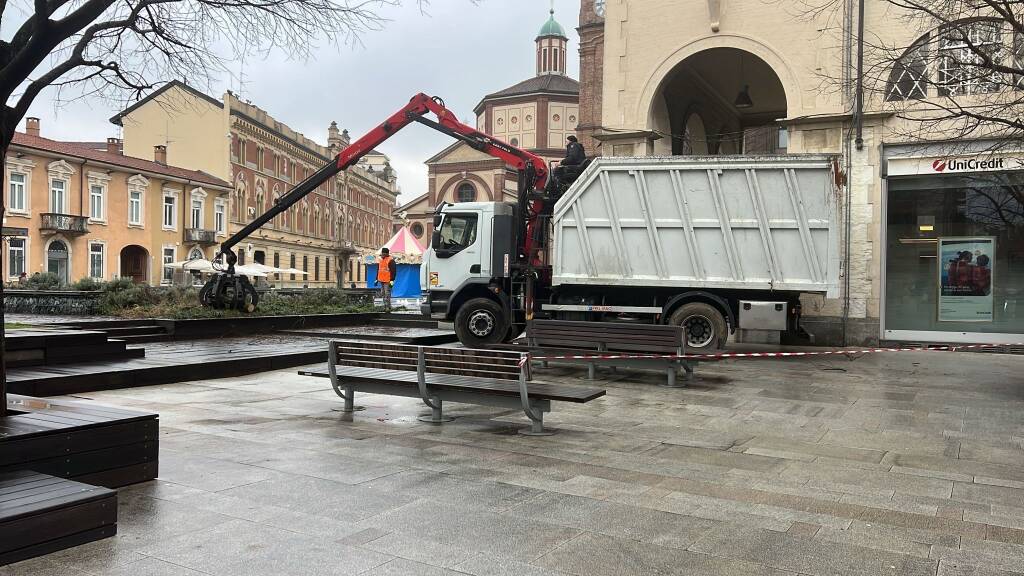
[13,0,580,204]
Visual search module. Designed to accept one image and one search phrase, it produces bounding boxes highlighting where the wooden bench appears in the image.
[526,320,697,387]
[0,470,117,565]
[298,341,606,435]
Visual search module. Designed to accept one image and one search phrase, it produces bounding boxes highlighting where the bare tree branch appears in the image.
[0,0,433,416]
[794,0,1024,147]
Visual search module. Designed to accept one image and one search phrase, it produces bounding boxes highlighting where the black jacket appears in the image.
[561,141,586,166]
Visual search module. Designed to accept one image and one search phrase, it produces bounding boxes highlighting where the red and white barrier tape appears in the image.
[516,342,1024,368]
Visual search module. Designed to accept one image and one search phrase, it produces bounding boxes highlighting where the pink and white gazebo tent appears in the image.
[381,226,425,263]
[365,226,426,296]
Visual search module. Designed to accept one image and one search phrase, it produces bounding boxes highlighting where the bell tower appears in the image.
[577,0,606,153]
[536,8,568,76]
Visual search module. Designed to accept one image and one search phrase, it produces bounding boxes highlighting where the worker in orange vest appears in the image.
[377,247,398,312]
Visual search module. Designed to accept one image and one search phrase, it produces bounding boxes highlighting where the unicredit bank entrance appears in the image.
[883,145,1024,344]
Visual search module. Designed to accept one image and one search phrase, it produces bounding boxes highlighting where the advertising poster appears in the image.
[938,237,994,322]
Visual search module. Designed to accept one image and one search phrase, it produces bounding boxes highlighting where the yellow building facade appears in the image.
[113,82,398,288]
[3,118,230,286]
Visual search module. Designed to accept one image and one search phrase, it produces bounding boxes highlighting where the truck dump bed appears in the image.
[551,156,840,297]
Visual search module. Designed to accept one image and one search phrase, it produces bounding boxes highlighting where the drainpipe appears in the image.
[79,159,86,215]
[842,0,860,345]
[854,0,865,151]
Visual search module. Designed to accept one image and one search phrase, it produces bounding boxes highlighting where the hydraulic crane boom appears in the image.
[201,93,551,312]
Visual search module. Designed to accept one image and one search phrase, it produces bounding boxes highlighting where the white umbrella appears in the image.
[280,268,309,276]
[234,265,269,277]
[168,259,267,277]
[168,259,214,272]
[243,262,286,275]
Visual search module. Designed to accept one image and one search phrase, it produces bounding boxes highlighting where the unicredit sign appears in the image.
[931,157,1008,172]
[888,152,1024,176]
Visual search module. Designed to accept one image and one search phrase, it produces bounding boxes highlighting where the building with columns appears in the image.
[112,82,399,288]
[395,9,580,243]
[576,0,1024,346]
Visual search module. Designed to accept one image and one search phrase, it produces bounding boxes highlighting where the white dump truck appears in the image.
[423,155,841,350]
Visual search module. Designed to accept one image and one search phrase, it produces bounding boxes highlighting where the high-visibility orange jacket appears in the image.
[377,256,396,283]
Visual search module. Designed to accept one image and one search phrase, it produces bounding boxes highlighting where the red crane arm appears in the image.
[219,93,549,266]
[337,93,549,190]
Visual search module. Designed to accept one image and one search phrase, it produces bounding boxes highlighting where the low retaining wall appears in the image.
[3,290,101,315]
[155,312,380,338]
[58,312,382,339]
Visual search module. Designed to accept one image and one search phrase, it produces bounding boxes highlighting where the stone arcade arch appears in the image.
[644,43,791,156]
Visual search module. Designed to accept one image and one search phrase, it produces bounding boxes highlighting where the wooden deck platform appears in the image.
[5,328,144,368]
[0,471,117,566]
[6,336,327,396]
[1,395,158,488]
[5,329,456,397]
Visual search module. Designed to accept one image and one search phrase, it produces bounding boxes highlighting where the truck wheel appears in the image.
[455,298,508,348]
[669,302,727,352]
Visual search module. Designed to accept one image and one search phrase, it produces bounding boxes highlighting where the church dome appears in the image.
[537,11,567,39]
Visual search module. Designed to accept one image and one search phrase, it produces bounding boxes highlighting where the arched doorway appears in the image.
[46,240,69,284]
[120,245,149,284]
[651,48,788,156]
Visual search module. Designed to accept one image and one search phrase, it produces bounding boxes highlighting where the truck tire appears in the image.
[455,298,509,348]
[669,302,727,352]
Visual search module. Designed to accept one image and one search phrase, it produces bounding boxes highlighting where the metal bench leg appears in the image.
[417,399,453,424]
[328,343,364,412]
[659,362,687,388]
[516,354,555,436]
[587,362,596,380]
[518,400,553,436]
[683,361,695,380]
[414,347,453,424]
[330,378,365,412]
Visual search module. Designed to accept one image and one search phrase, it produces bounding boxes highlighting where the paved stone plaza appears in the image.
[4,349,1024,576]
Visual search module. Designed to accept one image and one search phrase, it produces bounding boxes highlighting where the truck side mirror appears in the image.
[431,229,442,250]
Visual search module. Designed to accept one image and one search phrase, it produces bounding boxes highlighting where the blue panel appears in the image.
[392,264,421,298]
[366,264,380,288]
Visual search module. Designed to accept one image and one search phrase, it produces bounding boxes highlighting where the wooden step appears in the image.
[1,395,159,488]
[114,334,173,344]
[44,340,146,367]
[0,471,117,566]
[47,340,127,359]
[373,318,440,329]
[99,326,166,337]
[5,330,109,351]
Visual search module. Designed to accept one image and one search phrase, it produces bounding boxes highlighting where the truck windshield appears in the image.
[437,213,478,254]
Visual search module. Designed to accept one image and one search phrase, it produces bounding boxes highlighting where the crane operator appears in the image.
[552,135,585,190]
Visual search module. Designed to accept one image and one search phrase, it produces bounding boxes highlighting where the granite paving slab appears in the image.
[5,347,1024,575]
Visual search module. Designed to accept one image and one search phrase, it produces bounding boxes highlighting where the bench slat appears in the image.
[332,340,523,381]
[334,349,521,369]
[334,341,521,360]
[333,355,520,381]
[301,366,604,403]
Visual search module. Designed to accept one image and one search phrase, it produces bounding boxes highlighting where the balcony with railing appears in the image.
[39,213,88,235]
[184,228,217,245]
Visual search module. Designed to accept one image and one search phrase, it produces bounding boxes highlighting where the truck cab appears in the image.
[422,201,519,346]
